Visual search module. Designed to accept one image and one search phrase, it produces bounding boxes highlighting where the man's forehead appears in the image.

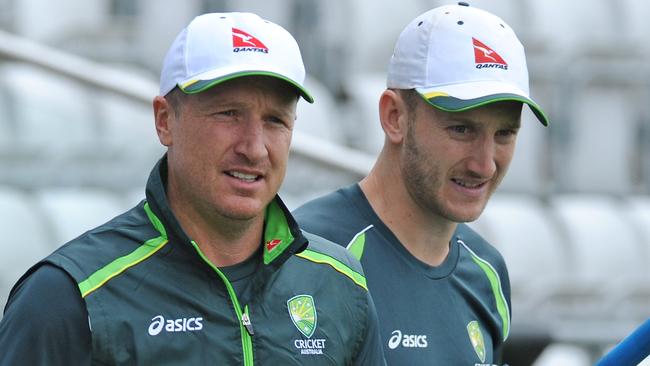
[191,76,300,103]
[428,101,523,125]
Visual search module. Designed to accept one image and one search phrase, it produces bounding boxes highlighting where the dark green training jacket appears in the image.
[10,157,385,365]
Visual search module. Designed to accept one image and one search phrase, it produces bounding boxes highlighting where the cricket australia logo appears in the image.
[467,320,486,363]
[288,295,326,355]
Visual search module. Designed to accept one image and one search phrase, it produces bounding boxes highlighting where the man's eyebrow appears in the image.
[195,98,243,109]
[266,108,297,124]
[435,115,522,130]
[503,115,523,129]
[435,115,478,126]
[508,121,522,129]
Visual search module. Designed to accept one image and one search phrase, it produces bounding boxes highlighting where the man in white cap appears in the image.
[0,12,385,365]
[295,2,549,365]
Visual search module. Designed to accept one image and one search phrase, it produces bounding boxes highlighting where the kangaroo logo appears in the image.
[232,28,268,51]
[472,37,507,67]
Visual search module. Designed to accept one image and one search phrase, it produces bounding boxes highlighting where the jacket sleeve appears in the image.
[0,264,92,365]
[353,290,387,366]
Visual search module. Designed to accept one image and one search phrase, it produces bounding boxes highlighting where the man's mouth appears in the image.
[227,171,260,182]
[451,178,486,189]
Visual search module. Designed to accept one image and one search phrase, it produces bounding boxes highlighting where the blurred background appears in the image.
[1,0,649,364]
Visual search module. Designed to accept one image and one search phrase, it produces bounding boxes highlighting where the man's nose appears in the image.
[233,118,268,162]
[465,136,497,178]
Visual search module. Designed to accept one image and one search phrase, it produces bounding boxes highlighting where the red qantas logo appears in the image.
[266,239,282,251]
[232,28,268,53]
[472,38,507,69]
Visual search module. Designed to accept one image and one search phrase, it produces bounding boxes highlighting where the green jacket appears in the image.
[42,158,385,365]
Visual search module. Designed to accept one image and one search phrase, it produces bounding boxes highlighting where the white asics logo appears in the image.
[387,330,428,349]
[148,315,204,336]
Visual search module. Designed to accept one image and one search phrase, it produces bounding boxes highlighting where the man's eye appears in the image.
[219,110,237,116]
[496,129,518,137]
[267,116,286,125]
[450,125,468,134]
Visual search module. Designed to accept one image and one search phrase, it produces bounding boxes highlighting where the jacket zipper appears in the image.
[191,241,254,366]
[242,305,254,362]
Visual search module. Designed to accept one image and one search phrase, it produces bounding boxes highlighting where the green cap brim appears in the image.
[422,93,549,126]
[180,71,314,104]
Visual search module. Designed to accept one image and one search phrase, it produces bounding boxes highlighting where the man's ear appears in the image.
[378,89,409,144]
[153,96,174,147]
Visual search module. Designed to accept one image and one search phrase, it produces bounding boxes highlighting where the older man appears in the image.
[0,12,385,365]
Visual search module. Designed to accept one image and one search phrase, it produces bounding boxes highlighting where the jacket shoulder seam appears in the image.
[295,249,367,291]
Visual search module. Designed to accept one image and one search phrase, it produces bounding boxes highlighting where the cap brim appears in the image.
[416,83,549,126]
[179,70,314,104]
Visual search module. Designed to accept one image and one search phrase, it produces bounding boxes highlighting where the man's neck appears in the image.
[360,161,456,267]
[170,200,265,268]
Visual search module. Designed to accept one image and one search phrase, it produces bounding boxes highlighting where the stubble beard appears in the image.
[401,120,482,224]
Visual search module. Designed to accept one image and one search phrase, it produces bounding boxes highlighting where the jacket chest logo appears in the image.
[467,320,486,363]
[287,294,327,355]
[288,294,316,338]
[147,315,204,336]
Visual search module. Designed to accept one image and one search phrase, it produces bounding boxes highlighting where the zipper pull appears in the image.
[242,312,254,336]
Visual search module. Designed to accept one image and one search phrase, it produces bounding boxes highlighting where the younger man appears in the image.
[295,3,549,365]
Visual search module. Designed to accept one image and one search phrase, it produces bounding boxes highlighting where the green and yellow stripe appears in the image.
[296,249,367,291]
[78,202,168,298]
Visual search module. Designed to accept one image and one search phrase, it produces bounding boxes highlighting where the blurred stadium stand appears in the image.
[1,0,650,364]
[0,186,50,309]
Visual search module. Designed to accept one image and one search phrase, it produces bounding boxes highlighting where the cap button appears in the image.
[458,2,470,6]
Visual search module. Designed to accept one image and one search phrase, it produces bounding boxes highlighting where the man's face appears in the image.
[161,76,298,223]
[401,97,522,223]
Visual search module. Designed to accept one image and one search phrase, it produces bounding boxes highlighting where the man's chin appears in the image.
[218,197,269,221]
[444,206,485,223]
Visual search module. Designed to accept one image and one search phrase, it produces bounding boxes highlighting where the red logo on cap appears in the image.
[266,239,282,252]
[232,28,268,52]
[472,38,507,69]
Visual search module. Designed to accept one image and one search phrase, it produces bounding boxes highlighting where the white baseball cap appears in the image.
[159,12,313,103]
[387,2,548,125]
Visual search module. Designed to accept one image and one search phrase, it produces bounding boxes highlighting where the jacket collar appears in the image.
[144,156,308,267]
